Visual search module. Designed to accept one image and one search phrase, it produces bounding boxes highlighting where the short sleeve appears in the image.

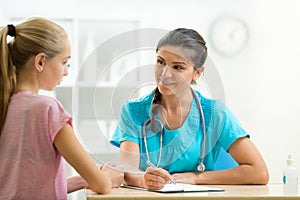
[47,99,72,142]
[212,100,249,151]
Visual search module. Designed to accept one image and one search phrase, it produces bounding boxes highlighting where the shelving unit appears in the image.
[53,18,141,163]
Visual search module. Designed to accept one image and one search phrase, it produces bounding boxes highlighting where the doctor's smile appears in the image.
[158,79,175,87]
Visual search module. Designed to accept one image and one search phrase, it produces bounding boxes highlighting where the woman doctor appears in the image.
[110,28,269,190]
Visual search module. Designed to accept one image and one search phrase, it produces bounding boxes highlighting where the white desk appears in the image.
[86,184,300,199]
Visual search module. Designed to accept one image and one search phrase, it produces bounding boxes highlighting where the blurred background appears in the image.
[1,0,300,198]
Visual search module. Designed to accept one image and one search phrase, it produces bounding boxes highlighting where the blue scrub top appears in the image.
[110,89,249,173]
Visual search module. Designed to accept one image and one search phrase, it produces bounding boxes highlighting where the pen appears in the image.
[141,155,176,184]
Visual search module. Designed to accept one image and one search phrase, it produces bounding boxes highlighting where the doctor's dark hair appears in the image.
[156,28,208,69]
[0,17,67,135]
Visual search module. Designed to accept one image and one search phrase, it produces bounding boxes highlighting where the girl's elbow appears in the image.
[98,186,111,194]
[91,185,111,194]
[90,179,112,194]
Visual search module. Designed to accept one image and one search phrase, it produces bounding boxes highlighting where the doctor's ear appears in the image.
[192,66,204,83]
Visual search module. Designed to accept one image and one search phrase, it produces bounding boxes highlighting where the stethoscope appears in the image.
[142,88,206,172]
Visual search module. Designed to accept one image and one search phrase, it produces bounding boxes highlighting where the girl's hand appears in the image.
[101,163,125,188]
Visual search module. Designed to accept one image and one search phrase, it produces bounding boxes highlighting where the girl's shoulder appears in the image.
[35,94,65,110]
[12,91,66,113]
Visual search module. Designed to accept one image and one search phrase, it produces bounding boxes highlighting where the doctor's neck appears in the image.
[156,88,193,111]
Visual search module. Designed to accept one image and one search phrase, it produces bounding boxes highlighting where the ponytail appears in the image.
[0,25,17,135]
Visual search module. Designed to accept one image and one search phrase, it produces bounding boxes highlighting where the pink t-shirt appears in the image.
[0,91,72,200]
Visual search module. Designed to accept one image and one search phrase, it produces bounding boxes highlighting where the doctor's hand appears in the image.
[101,163,125,188]
[143,167,173,190]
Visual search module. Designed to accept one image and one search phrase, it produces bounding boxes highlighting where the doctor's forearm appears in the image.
[197,165,269,185]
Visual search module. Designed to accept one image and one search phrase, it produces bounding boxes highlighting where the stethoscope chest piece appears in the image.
[197,163,205,173]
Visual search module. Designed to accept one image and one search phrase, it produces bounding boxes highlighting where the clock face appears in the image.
[210,15,249,56]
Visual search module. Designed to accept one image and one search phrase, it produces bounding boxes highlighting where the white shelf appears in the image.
[46,18,141,156]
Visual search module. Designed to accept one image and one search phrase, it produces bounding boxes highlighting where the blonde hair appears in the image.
[0,17,67,135]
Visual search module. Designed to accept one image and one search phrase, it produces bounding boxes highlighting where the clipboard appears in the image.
[121,183,225,193]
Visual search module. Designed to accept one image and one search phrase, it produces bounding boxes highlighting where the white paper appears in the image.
[121,183,224,193]
[156,183,224,193]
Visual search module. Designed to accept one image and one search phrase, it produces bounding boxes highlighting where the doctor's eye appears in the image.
[173,65,184,70]
[156,58,166,66]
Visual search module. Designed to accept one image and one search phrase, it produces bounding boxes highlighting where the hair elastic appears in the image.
[7,24,16,37]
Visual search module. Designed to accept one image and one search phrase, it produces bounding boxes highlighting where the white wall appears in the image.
[2,0,300,184]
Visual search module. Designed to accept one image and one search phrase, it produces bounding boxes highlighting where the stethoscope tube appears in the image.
[192,90,206,172]
[142,89,206,172]
[142,118,163,167]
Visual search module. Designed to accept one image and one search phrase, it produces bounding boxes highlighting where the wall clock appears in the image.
[210,15,249,56]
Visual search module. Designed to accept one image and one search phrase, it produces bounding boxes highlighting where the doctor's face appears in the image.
[155,45,199,96]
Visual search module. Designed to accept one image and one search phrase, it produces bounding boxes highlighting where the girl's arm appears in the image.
[119,141,144,187]
[66,165,124,193]
[54,123,112,194]
[67,176,88,193]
